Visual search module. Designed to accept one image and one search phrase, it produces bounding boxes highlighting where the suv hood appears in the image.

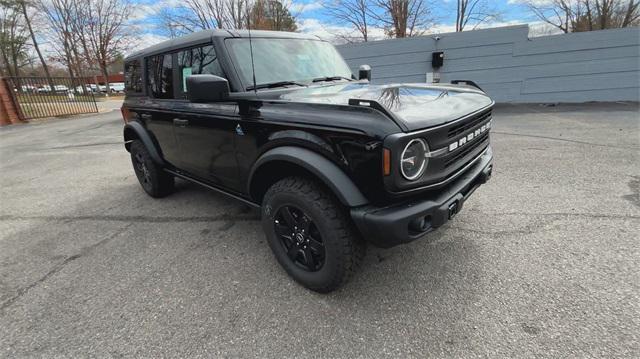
[279,82,493,131]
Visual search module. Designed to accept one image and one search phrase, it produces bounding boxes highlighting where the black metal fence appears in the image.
[4,77,98,120]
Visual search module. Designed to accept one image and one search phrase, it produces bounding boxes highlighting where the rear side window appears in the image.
[177,45,225,97]
[124,60,142,93]
[147,54,173,99]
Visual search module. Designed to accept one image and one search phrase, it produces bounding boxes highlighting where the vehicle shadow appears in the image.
[165,178,484,313]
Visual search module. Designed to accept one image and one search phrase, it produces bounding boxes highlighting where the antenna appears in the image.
[247,17,257,95]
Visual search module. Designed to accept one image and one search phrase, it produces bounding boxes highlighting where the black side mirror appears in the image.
[359,65,372,81]
[186,74,230,102]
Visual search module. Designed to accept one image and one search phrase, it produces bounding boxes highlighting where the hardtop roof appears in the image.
[125,29,321,61]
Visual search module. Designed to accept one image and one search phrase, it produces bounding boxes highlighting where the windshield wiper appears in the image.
[312,76,353,83]
[247,81,307,91]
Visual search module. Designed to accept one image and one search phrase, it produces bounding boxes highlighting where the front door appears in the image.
[169,42,241,191]
[173,103,241,192]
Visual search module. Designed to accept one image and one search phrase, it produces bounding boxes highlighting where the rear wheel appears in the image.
[130,140,174,198]
[262,177,365,293]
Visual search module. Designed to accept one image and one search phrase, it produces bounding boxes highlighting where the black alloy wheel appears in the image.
[133,152,152,191]
[273,205,325,272]
[262,177,365,293]
[129,140,174,198]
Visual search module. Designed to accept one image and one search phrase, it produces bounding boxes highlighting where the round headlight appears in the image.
[401,139,428,180]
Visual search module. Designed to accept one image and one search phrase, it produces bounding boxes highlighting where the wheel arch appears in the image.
[248,146,369,207]
[123,121,163,164]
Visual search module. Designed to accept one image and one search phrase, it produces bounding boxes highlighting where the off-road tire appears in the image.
[130,140,174,198]
[262,177,365,293]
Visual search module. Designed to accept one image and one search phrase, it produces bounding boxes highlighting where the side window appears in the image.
[177,45,225,97]
[124,60,142,93]
[147,54,173,99]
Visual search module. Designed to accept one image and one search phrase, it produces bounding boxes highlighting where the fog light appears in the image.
[409,217,425,232]
[409,215,431,233]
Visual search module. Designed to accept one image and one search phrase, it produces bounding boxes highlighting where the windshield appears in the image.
[226,38,353,90]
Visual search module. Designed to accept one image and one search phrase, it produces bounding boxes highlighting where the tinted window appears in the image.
[177,45,225,96]
[124,60,142,93]
[147,54,173,99]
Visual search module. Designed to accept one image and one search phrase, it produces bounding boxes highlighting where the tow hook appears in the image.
[480,165,493,184]
[448,202,459,219]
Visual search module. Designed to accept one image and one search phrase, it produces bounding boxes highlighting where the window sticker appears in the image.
[182,67,192,91]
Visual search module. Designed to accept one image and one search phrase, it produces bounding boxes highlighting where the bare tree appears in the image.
[39,0,134,92]
[176,0,224,30]
[16,0,54,88]
[228,0,250,28]
[455,0,500,31]
[83,0,134,93]
[589,0,640,28]
[323,0,374,42]
[620,0,640,25]
[522,0,639,33]
[160,0,253,37]
[372,0,434,38]
[159,0,300,35]
[70,0,96,73]
[39,0,84,79]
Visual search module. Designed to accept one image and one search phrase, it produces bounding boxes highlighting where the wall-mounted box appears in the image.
[432,51,444,68]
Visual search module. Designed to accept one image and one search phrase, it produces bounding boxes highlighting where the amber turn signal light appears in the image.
[383,148,391,176]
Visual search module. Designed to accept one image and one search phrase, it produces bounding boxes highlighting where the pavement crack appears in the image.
[455,211,640,237]
[491,131,638,150]
[0,256,77,311]
[0,224,131,312]
[456,217,557,237]
[454,227,537,236]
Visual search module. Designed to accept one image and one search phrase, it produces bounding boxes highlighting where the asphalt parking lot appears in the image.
[1,102,638,357]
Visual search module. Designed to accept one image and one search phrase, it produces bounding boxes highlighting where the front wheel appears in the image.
[262,177,365,293]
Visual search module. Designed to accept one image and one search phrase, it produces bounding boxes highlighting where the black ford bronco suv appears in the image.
[122,30,493,292]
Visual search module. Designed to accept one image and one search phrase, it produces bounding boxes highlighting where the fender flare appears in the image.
[248,146,369,207]
[123,121,164,164]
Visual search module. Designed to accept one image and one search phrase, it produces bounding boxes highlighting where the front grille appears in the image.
[447,109,492,138]
[387,104,493,194]
[445,132,489,168]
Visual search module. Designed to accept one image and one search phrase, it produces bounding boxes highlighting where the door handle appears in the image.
[140,113,152,120]
[173,118,189,126]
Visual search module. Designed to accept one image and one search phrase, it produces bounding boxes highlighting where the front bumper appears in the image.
[351,147,493,248]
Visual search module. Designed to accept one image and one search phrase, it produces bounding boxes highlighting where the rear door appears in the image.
[172,44,242,192]
[139,54,181,167]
